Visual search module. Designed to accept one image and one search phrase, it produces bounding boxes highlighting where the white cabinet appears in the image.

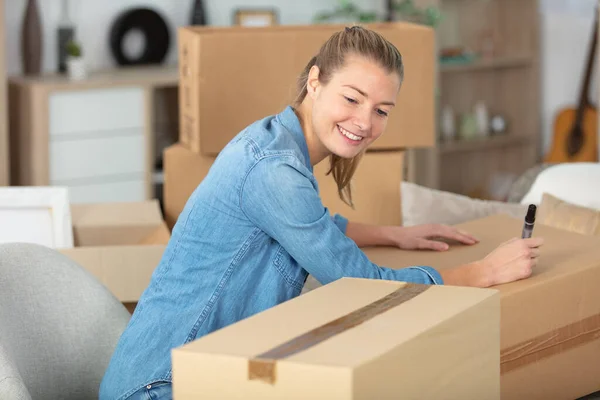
[7,75,170,203]
[44,87,147,203]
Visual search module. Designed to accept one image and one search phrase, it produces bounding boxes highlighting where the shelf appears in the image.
[438,134,533,154]
[440,56,532,74]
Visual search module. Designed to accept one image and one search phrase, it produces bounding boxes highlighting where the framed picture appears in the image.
[233,8,278,27]
[0,187,74,249]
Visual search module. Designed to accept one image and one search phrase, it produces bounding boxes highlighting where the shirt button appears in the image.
[147,385,152,389]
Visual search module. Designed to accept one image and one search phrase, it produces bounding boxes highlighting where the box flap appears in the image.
[178,277,496,371]
[363,214,600,372]
[71,200,163,227]
[70,200,168,246]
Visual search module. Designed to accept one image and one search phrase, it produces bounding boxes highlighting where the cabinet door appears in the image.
[49,131,145,182]
[48,87,147,203]
[49,87,144,136]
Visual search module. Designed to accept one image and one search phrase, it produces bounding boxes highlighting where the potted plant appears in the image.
[65,40,86,80]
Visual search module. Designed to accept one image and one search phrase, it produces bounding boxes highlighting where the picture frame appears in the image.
[233,8,278,27]
[0,187,74,249]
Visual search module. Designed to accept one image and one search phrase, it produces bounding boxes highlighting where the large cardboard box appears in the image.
[59,200,169,303]
[172,277,500,399]
[178,22,435,155]
[363,214,600,400]
[164,144,404,229]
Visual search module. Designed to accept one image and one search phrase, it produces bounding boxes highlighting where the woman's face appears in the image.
[307,54,401,160]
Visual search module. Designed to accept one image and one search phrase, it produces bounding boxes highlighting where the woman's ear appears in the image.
[306,65,321,99]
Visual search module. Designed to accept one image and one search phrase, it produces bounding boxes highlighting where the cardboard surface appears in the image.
[314,151,404,226]
[363,214,600,400]
[164,144,405,229]
[172,277,500,399]
[178,22,435,155]
[163,143,215,229]
[59,200,169,302]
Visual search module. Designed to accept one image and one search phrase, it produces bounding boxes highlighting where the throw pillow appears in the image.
[538,193,600,236]
[401,181,529,227]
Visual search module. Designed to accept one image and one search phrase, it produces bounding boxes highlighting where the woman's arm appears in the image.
[345,221,479,250]
[345,221,395,247]
[240,157,444,286]
[240,157,543,288]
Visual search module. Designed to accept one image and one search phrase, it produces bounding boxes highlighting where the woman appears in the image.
[100,26,543,400]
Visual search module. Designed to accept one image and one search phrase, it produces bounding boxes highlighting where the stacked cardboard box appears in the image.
[363,214,600,399]
[165,22,436,229]
[172,277,501,399]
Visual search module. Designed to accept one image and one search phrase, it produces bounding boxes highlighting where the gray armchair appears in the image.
[0,242,131,400]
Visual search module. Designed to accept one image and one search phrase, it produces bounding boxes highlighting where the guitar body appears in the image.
[545,10,599,163]
[545,105,598,162]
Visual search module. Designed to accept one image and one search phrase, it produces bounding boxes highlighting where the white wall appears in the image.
[540,0,598,156]
[5,0,386,76]
[6,0,598,158]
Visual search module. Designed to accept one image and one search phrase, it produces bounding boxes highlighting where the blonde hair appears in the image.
[293,25,404,207]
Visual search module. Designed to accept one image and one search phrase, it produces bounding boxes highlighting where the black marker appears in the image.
[521,204,537,239]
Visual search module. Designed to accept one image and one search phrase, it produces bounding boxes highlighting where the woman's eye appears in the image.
[376,109,388,117]
[344,96,357,104]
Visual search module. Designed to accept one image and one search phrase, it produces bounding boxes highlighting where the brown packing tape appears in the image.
[501,312,600,374]
[248,283,430,384]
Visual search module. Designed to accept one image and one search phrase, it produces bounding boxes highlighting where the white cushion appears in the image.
[520,163,600,209]
[401,181,528,227]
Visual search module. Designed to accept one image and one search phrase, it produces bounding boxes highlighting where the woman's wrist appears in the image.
[439,261,490,288]
[346,222,397,247]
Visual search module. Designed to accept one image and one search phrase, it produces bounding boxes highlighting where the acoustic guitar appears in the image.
[545,9,599,163]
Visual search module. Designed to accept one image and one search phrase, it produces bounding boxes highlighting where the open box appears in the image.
[59,200,169,303]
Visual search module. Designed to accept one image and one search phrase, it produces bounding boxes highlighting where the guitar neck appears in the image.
[576,10,599,125]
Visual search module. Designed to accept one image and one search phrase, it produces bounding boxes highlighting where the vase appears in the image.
[190,0,207,25]
[21,0,43,75]
[66,56,86,80]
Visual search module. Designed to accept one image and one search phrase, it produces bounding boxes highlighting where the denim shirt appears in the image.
[100,106,443,400]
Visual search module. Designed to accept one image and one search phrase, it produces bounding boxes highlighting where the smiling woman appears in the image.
[292,26,404,206]
[100,25,544,400]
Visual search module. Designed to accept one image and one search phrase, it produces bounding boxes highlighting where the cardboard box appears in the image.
[172,277,500,399]
[163,143,214,229]
[178,22,435,155]
[164,144,405,229]
[363,214,600,400]
[314,151,404,226]
[59,200,169,303]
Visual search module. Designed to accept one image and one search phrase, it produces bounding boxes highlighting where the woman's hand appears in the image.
[389,224,479,251]
[440,237,544,287]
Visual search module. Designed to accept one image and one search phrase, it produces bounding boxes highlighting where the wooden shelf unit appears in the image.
[408,0,541,199]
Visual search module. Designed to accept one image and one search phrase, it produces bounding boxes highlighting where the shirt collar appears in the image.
[277,106,313,172]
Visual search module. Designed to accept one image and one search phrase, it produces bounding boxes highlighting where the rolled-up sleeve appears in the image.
[240,156,443,286]
[330,213,348,234]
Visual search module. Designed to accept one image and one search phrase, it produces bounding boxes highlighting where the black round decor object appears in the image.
[109,7,170,66]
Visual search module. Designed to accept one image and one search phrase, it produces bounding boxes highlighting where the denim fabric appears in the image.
[99,106,443,400]
[126,381,171,400]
